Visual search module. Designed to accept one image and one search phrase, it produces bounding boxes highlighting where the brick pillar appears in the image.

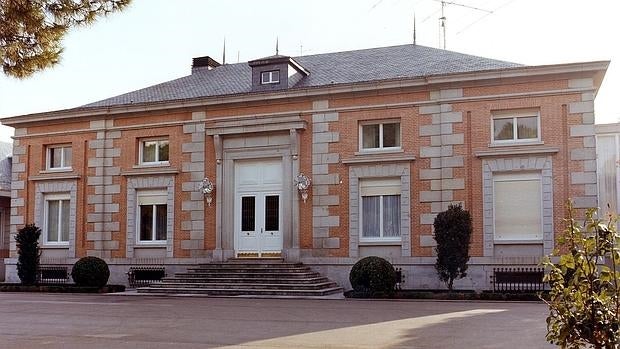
[567,78,598,211]
[418,89,465,251]
[9,134,27,259]
[86,120,121,258]
[311,100,341,255]
[180,111,207,257]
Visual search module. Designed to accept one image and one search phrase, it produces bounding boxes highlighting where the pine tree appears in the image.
[433,204,472,291]
[15,224,41,285]
[1,0,131,78]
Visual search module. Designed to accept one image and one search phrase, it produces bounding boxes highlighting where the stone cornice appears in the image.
[120,168,179,176]
[341,154,416,164]
[474,146,560,158]
[28,173,81,181]
[205,114,307,136]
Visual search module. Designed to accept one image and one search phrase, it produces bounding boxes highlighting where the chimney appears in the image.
[192,56,221,72]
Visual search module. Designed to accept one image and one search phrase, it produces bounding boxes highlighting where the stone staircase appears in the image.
[137,259,343,297]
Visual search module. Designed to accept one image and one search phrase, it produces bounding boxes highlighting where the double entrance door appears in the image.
[234,159,283,257]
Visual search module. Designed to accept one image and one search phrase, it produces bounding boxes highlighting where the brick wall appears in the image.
[4,74,599,273]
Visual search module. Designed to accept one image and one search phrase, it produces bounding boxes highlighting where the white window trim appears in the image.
[491,110,541,144]
[260,70,280,84]
[492,172,544,241]
[139,138,170,166]
[359,178,402,243]
[43,193,70,246]
[136,190,168,245]
[358,121,402,152]
[46,145,72,171]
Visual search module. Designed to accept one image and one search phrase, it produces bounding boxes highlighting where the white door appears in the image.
[234,159,283,257]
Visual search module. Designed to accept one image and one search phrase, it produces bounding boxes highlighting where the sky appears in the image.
[0,0,619,143]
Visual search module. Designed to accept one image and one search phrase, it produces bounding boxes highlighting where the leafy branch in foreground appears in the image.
[1,0,131,78]
[542,202,620,349]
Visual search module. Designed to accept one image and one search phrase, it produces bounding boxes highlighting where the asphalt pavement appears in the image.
[0,292,554,348]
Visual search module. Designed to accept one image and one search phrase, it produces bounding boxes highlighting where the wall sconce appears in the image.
[200,177,215,207]
[295,173,311,203]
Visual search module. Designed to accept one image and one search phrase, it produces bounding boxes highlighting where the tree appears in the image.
[15,224,41,285]
[433,204,472,291]
[542,202,620,349]
[1,0,131,78]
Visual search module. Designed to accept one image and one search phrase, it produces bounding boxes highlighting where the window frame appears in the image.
[43,193,71,246]
[358,120,402,152]
[46,144,72,171]
[260,70,280,85]
[358,178,402,243]
[491,110,541,144]
[492,172,543,241]
[139,138,170,166]
[136,190,168,245]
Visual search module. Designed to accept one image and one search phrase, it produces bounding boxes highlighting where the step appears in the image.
[149,281,337,290]
[198,263,302,269]
[137,286,344,297]
[226,258,285,263]
[172,272,321,279]
[160,276,330,284]
[188,266,311,273]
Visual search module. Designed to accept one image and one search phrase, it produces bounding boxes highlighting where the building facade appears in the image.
[1,45,608,289]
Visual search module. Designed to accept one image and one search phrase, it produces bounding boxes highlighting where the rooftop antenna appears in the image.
[275,37,279,55]
[413,11,417,45]
[300,44,303,56]
[237,50,240,63]
[222,37,226,64]
[433,0,491,49]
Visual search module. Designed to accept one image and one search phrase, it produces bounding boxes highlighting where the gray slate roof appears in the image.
[84,44,523,108]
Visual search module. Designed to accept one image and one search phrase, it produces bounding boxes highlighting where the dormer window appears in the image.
[261,70,280,84]
[248,55,308,91]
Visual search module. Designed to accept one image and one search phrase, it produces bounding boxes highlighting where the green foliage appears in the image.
[349,256,397,296]
[433,204,472,291]
[15,224,41,285]
[1,0,131,78]
[542,202,620,349]
[71,256,110,287]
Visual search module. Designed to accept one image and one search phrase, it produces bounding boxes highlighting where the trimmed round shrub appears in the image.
[71,256,110,287]
[349,256,397,296]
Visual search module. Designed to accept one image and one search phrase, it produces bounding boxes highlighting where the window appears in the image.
[493,172,542,240]
[140,139,169,164]
[360,122,401,151]
[597,135,619,213]
[137,190,168,243]
[360,178,401,241]
[492,110,539,143]
[44,194,70,244]
[260,70,280,84]
[47,145,72,170]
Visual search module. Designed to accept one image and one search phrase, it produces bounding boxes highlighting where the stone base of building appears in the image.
[4,255,544,291]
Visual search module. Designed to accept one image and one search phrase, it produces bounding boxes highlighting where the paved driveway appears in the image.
[0,293,554,348]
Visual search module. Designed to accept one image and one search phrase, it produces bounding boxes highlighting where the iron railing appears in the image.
[37,266,70,285]
[127,266,166,288]
[491,267,545,292]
